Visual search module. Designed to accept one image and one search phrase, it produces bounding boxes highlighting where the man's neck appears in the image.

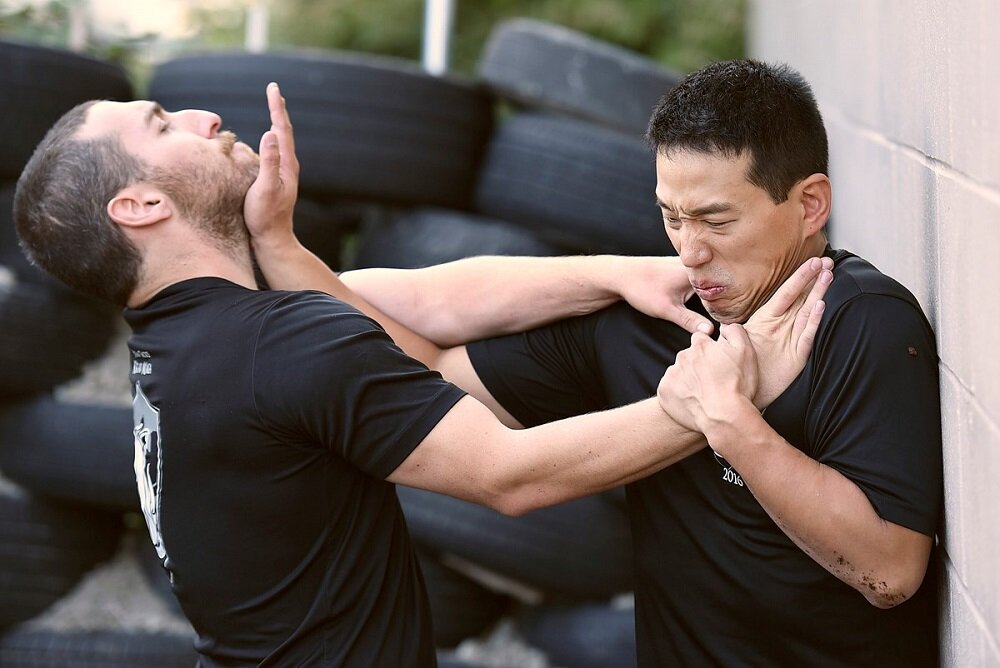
[127,241,257,308]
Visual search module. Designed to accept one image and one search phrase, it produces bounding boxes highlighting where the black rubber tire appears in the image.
[0,479,122,629]
[292,198,364,272]
[517,600,637,668]
[0,278,118,400]
[148,51,494,207]
[416,548,509,648]
[479,18,682,136]
[435,652,488,668]
[0,397,137,510]
[473,112,675,256]
[353,207,567,269]
[397,486,632,599]
[0,628,196,667]
[0,39,133,179]
[0,182,32,279]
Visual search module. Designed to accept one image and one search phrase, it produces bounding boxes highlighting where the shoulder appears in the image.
[249,290,416,406]
[261,288,368,320]
[257,289,387,342]
[813,250,937,364]
[250,290,397,386]
[824,250,926,316]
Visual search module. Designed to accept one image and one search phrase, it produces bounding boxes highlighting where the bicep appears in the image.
[868,514,934,600]
[386,395,511,505]
[884,520,933,575]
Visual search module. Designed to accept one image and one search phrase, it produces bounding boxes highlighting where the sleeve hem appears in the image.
[369,384,467,480]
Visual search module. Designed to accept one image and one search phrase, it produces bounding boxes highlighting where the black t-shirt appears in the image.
[468,249,942,667]
[125,278,465,667]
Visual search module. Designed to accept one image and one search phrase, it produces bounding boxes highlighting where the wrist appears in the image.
[250,226,303,257]
[699,395,761,456]
[603,255,643,298]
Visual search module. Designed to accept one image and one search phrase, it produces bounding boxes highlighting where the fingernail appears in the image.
[821,269,833,283]
[810,257,821,270]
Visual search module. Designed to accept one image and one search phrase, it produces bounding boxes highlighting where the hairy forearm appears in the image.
[705,401,931,607]
[393,396,708,515]
[341,256,646,347]
[498,398,705,514]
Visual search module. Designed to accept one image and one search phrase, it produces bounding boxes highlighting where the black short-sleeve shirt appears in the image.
[468,249,942,666]
[125,278,464,667]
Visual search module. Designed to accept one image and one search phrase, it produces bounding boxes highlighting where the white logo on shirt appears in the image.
[132,349,153,376]
[133,382,167,560]
[721,466,745,487]
[713,450,745,487]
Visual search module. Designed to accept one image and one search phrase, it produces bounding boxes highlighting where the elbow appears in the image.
[861,564,928,610]
[866,589,914,610]
[501,490,552,517]
[484,486,539,517]
[476,430,557,517]
[480,472,544,517]
[490,496,532,517]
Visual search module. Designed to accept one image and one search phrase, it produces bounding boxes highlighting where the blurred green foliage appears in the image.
[0,0,154,69]
[1,0,744,79]
[268,0,745,74]
[0,0,69,44]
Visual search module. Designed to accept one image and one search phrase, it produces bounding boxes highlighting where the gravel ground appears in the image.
[28,327,557,667]
[15,531,193,637]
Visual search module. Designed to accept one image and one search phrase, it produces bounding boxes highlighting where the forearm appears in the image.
[706,401,931,607]
[498,398,705,514]
[252,235,441,366]
[341,255,664,347]
[394,396,707,516]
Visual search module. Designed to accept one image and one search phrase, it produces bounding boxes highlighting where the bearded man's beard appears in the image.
[152,140,260,256]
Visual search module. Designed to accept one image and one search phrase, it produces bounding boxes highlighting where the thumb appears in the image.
[671,303,714,335]
[255,131,280,189]
[720,322,751,350]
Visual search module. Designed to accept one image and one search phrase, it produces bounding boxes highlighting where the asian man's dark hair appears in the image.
[646,59,829,204]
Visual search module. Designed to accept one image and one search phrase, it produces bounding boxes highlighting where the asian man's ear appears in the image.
[798,173,832,236]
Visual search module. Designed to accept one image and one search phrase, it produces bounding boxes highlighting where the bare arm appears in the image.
[243,83,711,351]
[244,84,845,530]
[400,258,839,513]
[387,395,703,516]
[662,322,931,608]
[707,401,932,608]
[340,254,713,347]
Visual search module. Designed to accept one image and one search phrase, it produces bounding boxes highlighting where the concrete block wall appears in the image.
[749,1,999,664]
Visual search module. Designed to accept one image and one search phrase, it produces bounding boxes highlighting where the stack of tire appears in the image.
[1,18,682,667]
[0,39,201,665]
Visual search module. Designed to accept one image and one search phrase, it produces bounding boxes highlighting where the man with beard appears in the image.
[14,83,830,666]
[256,62,943,665]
